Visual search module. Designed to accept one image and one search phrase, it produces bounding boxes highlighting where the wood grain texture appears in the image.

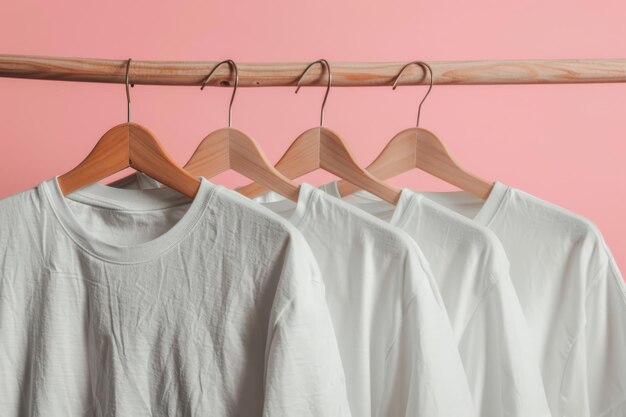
[2,55,626,86]
[237,127,402,204]
[58,122,200,198]
[336,127,494,199]
[127,124,201,198]
[184,127,300,201]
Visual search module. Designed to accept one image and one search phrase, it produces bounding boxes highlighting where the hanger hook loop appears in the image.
[392,61,434,127]
[201,60,239,128]
[125,58,133,123]
[295,59,332,127]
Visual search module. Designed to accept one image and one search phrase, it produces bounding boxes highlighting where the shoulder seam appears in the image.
[457,275,502,340]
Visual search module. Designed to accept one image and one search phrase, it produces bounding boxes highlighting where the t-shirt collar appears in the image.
[255,183,317,227]
[319,180,420,227]
[40,176,217,264]
[322,180,510,227]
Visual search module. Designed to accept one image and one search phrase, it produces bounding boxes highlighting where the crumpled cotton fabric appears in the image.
[0,177,351,417]
[421,182,626,417]
[320,182,552,417]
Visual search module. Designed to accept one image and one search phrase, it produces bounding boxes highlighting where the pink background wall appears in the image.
[0,0,624,272]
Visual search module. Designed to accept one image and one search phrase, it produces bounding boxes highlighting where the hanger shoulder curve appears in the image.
[235,127,320,199]
[337,127,494,199]
[58,122,200,198]
[184,127,231,178]
[411,127,493,199]
[229,128,300,201]
[127,123,201,198]
[336,127,418,197]
[185,127,300,202]
[273,127,322,177]
[59,57,200,199]
[318,127,401,204]
[241,126,401,204]
[58,123,130,195]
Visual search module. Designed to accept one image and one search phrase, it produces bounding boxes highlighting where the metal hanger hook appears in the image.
[201,60,239,128]
[392,61,434,127]
[295,59,332,127]
[125,58,134,123]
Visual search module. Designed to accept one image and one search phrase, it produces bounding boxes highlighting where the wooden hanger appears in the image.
[183,60,300,202]
[237,59,401,205]
[58,59,201,198]
[336,61,494,199]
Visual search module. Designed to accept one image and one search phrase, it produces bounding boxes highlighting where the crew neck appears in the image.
[257,182,317,227]
[323,180,511,226]
[419,182,510,226]
[320,182,422,227]
[40,176,217,264]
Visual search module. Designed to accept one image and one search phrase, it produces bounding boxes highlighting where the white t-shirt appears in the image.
[320,182,552,417]
[115,174,477,417]
[0,177,351,417]
[413,182,626,417]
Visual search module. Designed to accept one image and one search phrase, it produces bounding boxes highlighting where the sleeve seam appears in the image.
[268,279,325,341]
[585,262,612,302]
[557,327,584,411]
[558,267,604,408]
[457,276,502,341]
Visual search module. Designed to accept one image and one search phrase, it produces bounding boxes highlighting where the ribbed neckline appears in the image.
[320,181,421,227]
[322,180,511,227]
[256,182,317,227]
[40,176,217,264]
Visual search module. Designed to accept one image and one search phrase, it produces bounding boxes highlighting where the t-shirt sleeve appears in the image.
[580,252,626,417]
[460,276,551,417]
[263,238,351,417]
[378,246,476,417]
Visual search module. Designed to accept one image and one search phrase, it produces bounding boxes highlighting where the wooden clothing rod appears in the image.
[1,55,626,87]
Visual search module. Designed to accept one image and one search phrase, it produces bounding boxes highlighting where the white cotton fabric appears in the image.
[320,182,552,417]
[251,184,477,417]
[115,173,477,417]
[0,177,352,417]
[412,182,626,417]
